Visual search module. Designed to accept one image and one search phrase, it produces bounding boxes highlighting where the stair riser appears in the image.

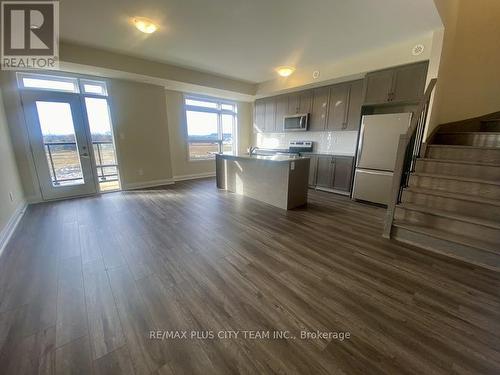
[409,175,500,200]
[433,133,500,148]
[392,226,500,272]
[394,207,500,245]
[481,121,500,132]
[401,190,500,221]
[427,147,500,163]
[415,160,500,182]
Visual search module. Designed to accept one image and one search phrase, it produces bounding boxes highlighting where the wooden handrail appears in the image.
[383,78,437,238]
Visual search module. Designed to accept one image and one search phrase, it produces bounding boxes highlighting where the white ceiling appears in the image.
[60,0,442,83]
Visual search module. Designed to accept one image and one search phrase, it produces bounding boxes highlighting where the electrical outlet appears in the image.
[9,192,14,202]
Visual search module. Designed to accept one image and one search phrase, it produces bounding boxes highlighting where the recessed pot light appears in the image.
[133,17,158,34]
[276,66,295,77]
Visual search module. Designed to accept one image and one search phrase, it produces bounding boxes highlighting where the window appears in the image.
[17,73,79,93]
[184,96,237,160]
[80,79,108,96]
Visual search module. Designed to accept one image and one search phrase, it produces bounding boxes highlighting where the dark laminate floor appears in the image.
[0,178,499,374]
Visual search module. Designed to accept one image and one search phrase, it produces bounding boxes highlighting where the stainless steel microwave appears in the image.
[283,113,309,131]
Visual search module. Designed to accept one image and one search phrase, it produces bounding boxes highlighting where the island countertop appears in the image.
[217,153,310,163]
[215,153,310,210]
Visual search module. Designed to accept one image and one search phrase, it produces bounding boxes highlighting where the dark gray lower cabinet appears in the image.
[307,154,354,194]
[308,155,318,187]
[332,156,354,191]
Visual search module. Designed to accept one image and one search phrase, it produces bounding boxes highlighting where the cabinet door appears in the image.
[275,95,288,132]
[364,69,393,104]
[391,62,428,103]
[309,87,329,131]
[327,83,349,131]
[254,99,266,132]
[288,93,300,114]
[316,156,334,188]
[264,97,276,132]
[308,155,318,187]
[345,80,363,131]
[332,156,354,192]
[299,90,312,114]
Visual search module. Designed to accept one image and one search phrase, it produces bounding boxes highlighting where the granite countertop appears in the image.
[216,153,309,163]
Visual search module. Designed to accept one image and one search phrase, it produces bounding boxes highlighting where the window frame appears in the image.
[184,95,238,161]
[17,72,80,93]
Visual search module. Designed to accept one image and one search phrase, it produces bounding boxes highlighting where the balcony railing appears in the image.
[44,141,118,186]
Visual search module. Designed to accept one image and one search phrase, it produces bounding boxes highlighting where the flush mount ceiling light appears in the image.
[276,66,295,77]
[133,17,158,34]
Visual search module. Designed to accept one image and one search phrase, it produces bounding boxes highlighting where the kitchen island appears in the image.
[216,154,310,210]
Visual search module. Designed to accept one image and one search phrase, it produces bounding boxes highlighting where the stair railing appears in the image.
[383,78,437,238]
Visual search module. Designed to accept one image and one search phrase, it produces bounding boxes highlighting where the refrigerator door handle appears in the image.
[356,123,366,167]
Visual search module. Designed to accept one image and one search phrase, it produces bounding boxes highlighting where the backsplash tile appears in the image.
[254,131,359,156]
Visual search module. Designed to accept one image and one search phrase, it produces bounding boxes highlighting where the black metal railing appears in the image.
[383,78,437,238]
[44,141,118,185]
[92,141,119,183]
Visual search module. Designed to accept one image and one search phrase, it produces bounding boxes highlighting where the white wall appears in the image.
[0,87,25,245]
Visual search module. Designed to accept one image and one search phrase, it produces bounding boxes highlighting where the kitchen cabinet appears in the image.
[254,98,266,132]
[308,154,355,194]
[346,80,363,131]
[363,61,428,105]
[309,87,330,131]
[308,155,318,187]
[391,63,428,103]
[327,83,349,131]
[315,156,335,188]
[332,156,354,192]
[327,80,364,131]
[275,95,288,132]
[287,90,312,115]
[264,97,276,132]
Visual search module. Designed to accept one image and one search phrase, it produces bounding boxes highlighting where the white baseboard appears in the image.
[174,172,216,182]
[122,178,175,190]
[0,200,28,257]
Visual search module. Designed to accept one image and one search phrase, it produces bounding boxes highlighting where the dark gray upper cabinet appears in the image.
[346,80,364,131]
[363,61,428,105]
[287,92,300,115]
[309,87,330,131]
[315,156,335,188]
[264,97,276,132]
[254,98,266,133]
[327,83,349,131]
[332,156,354,192]
[364,69,394,105]
[287,90,312,115]
[275,95,288,132]
[299,90,313,114]
[391,63,428,103]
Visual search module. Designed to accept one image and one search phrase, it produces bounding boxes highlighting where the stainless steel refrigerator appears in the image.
[352,113,412,205]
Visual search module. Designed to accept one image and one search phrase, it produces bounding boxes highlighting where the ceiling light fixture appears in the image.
[133,17,158,34]
[276,66,295,77]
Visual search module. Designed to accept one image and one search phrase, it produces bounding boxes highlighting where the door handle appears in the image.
[80,152,89,158]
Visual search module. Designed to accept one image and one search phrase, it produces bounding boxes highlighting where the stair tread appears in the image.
[428,144,500,150]
[419,158,500,167]
[393,220,500,259]
[412,172,500,186]
[397,202,500,230]
[404,186,500,206]
[437,131,500,135]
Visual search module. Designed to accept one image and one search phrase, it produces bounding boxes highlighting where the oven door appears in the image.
[284,114,308,131]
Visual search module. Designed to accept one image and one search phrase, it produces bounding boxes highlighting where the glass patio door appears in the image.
[21,91,97,200]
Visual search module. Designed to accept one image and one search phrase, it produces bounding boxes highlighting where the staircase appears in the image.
[390,117,500,271]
